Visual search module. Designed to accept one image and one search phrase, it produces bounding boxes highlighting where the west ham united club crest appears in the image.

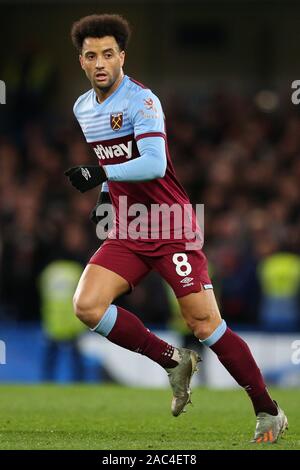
[110,112,123,131]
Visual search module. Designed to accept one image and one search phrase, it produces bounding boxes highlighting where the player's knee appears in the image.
[185,312,218,340]
[73,294,93,323]
[185,317,209,337]
[73,293,109,326]
[194,321,216,340]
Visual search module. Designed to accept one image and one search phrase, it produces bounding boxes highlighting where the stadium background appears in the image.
[0,0,299,387]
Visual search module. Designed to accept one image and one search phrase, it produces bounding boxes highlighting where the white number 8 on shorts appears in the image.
[172,253,192,277]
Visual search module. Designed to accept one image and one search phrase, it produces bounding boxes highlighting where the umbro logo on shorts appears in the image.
[180,277,194,287]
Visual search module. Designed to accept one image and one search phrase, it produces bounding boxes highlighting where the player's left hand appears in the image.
[64,165,107,193]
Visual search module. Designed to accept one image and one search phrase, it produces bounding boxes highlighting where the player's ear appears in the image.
[120,50,125,67]
[79,54,85,70]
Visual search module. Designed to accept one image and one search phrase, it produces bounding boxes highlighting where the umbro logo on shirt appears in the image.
[93,141,133,160]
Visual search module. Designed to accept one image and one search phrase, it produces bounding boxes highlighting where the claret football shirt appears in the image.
[74,75,199,249]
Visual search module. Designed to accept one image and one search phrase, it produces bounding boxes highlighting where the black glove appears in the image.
[90,190,112,225]
[64,165,107,193]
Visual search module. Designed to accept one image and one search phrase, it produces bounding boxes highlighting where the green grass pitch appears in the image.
[0,385,298,450]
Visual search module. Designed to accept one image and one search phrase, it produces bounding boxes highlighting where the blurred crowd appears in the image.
[0,88,300,332]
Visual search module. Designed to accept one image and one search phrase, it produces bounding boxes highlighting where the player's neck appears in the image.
[95,72,124,104]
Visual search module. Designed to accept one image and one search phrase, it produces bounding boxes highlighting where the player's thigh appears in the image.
[75,239,151,313]
[74,263,130,314]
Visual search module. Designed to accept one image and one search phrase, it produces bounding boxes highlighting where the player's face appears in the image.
[80,36,125,96]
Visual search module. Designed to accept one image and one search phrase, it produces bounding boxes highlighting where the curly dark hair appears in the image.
[71,14,131,53]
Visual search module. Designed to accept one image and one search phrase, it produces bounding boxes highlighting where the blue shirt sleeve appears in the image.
[129,89,166,139]
[104,89,167,182]
[105,136,167,182]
